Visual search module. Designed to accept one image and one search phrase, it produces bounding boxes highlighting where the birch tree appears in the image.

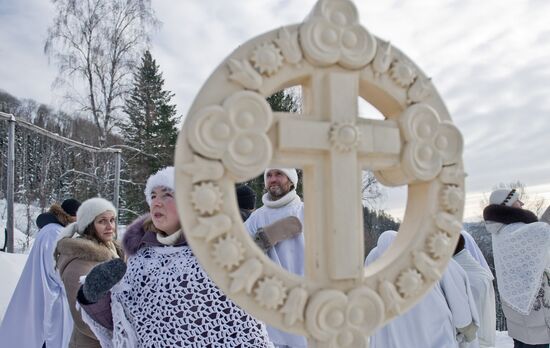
[44,0,158,146]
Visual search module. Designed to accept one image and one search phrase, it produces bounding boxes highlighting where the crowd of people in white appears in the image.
[0,167,549,348]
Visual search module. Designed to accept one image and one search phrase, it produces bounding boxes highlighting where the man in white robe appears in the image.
[0,199,79,348]
[366,230,480,348]
[454,234,496,348]
[245,168,306,348]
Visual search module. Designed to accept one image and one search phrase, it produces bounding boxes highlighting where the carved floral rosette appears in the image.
[175,0,465,345]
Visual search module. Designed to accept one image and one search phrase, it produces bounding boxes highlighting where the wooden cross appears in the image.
[275,71,401,281]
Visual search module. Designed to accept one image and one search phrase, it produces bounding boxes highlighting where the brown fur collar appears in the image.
[55,237,122,272]
[483,204,538,224]
[49,203,73,226]
[123,214,187,256]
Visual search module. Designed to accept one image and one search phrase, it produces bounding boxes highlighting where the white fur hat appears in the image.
[144,167,175,206]
[490,189,519,207]
[264,168,298,188]
[60,197,116,238]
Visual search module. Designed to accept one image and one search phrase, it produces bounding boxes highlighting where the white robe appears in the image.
[0,223,73,347]
[245,192,306,348]
[454,249,496,348]
[366,231,479,348]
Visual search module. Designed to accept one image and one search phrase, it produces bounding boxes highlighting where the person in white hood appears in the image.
[484,188,550,348]
[366,230,480,348]
[454,234,496,348]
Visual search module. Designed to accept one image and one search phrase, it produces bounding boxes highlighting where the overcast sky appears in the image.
[1,0,549,220]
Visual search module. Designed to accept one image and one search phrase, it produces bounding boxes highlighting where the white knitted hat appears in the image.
[264,168,298,188]
[60,197,116,238]
[144,167,175,206]
[489,189,519,207]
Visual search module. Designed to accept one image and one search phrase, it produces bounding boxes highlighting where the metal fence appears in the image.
[0,111,121,253]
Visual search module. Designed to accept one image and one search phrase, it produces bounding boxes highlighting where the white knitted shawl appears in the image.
[487,221,550,314]
[85,245,274,347]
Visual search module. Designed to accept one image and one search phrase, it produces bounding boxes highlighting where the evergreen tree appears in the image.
[240,90,300,208]
[120,50,180,222]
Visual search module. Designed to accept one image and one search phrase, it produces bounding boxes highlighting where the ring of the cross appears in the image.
[175,3,465,344]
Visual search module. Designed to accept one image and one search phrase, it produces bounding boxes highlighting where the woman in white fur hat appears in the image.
[75,167,275,347]
[484,189,550,348]
[54,197,123,348]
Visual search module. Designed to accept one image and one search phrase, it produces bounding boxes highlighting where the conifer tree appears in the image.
[120,50,180,221]
[240,90,301,209]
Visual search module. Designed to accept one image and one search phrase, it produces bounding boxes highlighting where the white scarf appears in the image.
[262,190,299,208]
[156,229,183,246]
[488,221,550,314]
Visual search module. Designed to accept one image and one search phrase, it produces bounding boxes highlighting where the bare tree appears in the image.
[362,171,383,208]
[44,0,158,146]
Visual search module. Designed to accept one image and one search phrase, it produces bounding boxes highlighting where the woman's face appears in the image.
[93,211,116,243]
[150,186,181,235]
[512,199,524,208]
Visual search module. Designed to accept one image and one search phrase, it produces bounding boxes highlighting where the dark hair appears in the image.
[236,185,256,210]
[453,234,465,256]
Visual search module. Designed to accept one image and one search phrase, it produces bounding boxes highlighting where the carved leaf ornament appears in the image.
[175,0,465,346]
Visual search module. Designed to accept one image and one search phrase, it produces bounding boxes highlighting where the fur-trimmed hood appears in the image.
[36,203,74,229]
[122,214,187,256]
[483,204,538,225]
[55,237,122,275]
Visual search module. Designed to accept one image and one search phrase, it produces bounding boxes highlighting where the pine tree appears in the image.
[240,90,300,208]
[120,50,180,222]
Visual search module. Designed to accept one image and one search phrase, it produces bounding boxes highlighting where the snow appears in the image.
[0,220,35,253]
[0,198,43,253]
[0,251,28,323]
[495,331,514,347]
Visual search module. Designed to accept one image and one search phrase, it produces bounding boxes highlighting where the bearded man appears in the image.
[245,167,306,348]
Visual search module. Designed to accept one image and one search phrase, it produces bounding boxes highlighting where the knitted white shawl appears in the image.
[487,221,550,314]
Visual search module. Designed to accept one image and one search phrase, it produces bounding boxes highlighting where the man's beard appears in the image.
[268,184,290,200]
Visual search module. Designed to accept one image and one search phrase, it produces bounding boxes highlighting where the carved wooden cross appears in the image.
[277,71,400,280]
[176,0,464,345]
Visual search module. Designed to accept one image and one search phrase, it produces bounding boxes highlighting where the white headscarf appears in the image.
[461,230,491,273]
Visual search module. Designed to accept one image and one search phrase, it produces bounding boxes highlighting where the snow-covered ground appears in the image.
[495,331,513,347]
[0,251,28,323]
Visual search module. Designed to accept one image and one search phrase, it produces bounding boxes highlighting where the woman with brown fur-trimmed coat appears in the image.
[55,198,123,348]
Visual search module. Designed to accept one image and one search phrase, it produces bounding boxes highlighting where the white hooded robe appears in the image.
[0,222,73,347]
[245,190,306,348]
[454,249,496,348]
[366,231,480,348]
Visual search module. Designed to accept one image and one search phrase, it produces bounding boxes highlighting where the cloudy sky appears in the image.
[1,0,550,220]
